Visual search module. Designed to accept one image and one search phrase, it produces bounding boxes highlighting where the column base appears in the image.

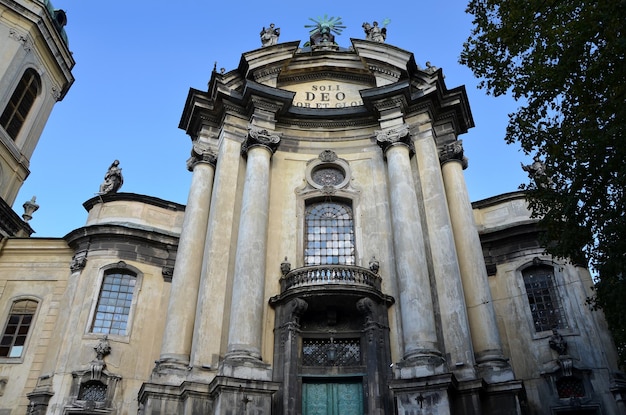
[390,373,455,415]
[475,349,515,383]
[151,355,191,384]
[393,350,446,379]
[219,354,272,381]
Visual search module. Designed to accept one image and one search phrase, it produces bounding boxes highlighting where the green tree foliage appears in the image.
[460,0,626,364]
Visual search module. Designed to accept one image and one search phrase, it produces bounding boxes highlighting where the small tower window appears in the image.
[0,69,41,140]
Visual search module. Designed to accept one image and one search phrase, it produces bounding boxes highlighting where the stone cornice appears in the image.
[0,198,33,237]
[82,192,185,214]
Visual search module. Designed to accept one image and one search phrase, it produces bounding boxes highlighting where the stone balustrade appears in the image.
[280,265,382,292]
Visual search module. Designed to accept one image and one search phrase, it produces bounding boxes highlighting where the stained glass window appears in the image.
[305,201,355,266]
[92,270,136,335]
[0,299,37,357]
[523,265,568,332]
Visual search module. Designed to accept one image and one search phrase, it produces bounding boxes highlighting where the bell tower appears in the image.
[0,0,74,236]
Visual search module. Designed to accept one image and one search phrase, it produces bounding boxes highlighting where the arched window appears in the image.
[0,299,38,357]
[304,201,355,266]
[91,269,137,336]
[522,265,568,332]
[0,69,41,140]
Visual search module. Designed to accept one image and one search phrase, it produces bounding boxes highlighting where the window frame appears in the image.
[303,199,357,266]
[85,263,142,341]
[0,68,41,141]
[521,262,569,334]
[0,296,40,362]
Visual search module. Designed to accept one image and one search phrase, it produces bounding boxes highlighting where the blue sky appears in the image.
[15,0,529,237]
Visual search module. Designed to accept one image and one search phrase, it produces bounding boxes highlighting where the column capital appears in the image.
[439,140,469,169]
[186,141,218,171]
[241,124,281,157]
[375,123,414,156]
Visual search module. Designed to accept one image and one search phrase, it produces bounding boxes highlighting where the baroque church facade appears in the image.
[1,2,625,414]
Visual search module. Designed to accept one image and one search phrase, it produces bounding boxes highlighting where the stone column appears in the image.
[413,131,476,380]
[158,145,216,370]
[377,125,444,378]
[222,125,280,374]
[440,141,513,382]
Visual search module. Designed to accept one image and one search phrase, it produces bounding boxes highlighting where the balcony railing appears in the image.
[280,264,382,292]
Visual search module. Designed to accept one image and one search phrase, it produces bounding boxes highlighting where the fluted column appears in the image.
[224,125,280,364]
[440,141,513,382]
[377,125,444,377]
[414,131,476,379]
[158,145,216,370]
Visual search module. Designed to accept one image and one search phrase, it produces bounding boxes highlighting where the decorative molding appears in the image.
[318,149,338,162]
[186,150,217,171]
[375,123,414,155]
[303,150,352,192]
[439,140,469,169]
[241,125,281,156]
[281,117,374,130]
[9,28,31,52]
[161,266,174,282]
[250,96,283,114]
[51,86,62,101]
[70,251,87,272]
[279,71,373,86]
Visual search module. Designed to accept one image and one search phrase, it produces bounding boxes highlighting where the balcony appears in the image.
[280,264,382,293]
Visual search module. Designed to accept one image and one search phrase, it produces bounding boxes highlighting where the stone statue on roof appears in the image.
[260,23,280,47]
[362,19,389,43]
[99,160,123,194]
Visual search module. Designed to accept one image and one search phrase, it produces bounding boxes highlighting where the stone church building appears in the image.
[1,2,625,414]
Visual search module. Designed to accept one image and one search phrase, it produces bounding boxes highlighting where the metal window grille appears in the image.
[302,338,361,366]
[556,377,585,398]
[78,380,107,402]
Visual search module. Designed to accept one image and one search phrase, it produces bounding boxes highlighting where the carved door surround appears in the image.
[270,283,394,415]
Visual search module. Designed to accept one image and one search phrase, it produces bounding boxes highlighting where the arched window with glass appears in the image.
[522,265,568,332]
[0,69,41,140]
[91,269,137,336]
[0,299,38,358]
[304,200,355,266]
